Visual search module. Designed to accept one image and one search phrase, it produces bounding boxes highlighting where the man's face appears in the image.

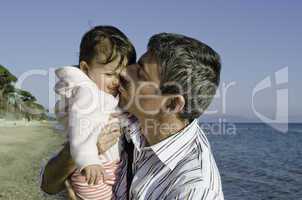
[119,51,163,119]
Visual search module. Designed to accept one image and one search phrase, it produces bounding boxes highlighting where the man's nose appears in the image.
[119,67,127,79]
[112,76,120,87]
[120,64,136,81]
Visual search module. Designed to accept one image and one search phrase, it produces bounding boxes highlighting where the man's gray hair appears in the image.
[148,33,221,122]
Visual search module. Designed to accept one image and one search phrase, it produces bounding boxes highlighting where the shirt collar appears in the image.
[143,119,199,170]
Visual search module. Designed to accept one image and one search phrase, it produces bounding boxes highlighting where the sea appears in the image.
[200,122,302,200]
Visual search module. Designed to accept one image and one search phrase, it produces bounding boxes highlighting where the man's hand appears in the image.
[82,164,105,185]
[97,112,123,154]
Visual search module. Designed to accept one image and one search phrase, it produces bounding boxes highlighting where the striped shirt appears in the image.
[120,119,224,200]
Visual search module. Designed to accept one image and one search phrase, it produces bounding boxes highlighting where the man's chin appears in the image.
[118,96,129,110]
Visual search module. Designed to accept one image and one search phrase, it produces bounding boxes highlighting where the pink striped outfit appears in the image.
[70,160,122,200]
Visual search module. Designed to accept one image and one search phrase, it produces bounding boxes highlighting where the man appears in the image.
[41,33,224,199]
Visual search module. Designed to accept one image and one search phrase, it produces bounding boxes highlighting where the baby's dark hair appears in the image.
[79,25,136,67]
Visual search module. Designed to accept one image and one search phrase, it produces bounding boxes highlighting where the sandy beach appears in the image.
[0,121,65,200]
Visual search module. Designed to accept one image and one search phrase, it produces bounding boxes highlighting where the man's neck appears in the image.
[139,115,188,146]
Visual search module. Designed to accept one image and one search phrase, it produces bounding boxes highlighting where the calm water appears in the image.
[200,122,302,200]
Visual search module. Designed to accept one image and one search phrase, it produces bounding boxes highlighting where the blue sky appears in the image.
[0,0,301,122]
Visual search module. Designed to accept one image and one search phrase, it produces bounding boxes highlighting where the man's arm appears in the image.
[40,143,76,194]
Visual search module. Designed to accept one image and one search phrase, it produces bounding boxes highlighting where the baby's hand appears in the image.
[82,164,104,185]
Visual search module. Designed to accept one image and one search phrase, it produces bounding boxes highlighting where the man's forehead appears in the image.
[138,51,161,84]
[139,51,157,65]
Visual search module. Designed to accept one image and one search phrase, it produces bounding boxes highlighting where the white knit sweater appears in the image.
[54,66,121,170]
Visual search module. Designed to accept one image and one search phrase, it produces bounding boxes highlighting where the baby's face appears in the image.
[86,57,123,97]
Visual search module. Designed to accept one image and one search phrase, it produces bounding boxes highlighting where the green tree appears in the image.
[0,64,47,121]
[0,65,17,86]
[0,65,17,105]
[15,89,37,102]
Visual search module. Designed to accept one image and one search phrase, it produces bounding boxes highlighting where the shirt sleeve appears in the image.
[164,185,222,200]
[68,86,111,170]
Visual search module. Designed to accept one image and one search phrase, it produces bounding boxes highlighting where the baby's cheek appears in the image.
[95,76,108,89]
[100,76,111,86]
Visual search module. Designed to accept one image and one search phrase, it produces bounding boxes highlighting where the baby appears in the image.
[54,26,136,200]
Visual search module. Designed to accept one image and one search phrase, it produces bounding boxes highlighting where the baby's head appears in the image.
[78,26,136,96]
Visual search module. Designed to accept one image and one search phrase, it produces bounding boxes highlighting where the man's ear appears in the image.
[79,61,89,75]
[161,95,185,114]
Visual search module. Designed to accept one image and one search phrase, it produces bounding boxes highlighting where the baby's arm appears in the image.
[68,86,111,183]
